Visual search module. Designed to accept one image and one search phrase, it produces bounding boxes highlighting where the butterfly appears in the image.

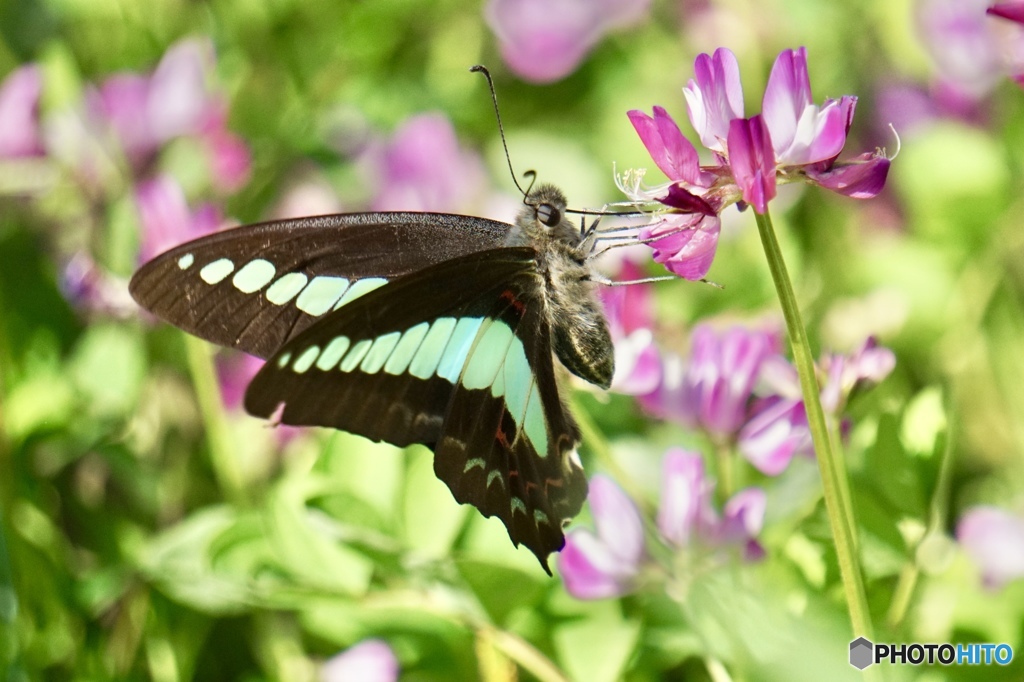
[129,184,614,572]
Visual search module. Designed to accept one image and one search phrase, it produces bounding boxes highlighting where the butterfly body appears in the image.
[130,184,612,571]
[505,186,614,390]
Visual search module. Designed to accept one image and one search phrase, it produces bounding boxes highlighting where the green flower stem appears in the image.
[753,209,873,640]
[183,336,247,505]
[483,626,569,682]
[828,422,859,551]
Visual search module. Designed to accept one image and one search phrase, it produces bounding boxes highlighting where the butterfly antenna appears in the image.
[471,65,531,199]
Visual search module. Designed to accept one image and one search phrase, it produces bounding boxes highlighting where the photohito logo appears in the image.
[849,637,1014,669]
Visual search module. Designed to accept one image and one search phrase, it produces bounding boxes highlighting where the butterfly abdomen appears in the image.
[540,244,615,390]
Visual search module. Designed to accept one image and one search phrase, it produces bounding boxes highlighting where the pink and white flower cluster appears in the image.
[623,47,891,280]
[558,450,766,599]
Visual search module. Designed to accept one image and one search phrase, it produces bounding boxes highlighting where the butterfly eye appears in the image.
[536,203,561,227]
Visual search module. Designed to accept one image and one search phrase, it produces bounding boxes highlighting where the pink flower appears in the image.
[760,48,888,200]
[657,449,710,547]
[738,396,811,475]
[803,150,891,200]
[321,639,399,682]
[217,352,265,411]
[627,107,704,187]
[624,107,721,279]
[147,39,217,143]
[761,47,848,167]
[683,47,744,155]
[919,0,1004,97]
[200,105,253,192]
[639,213,721,280]
[957,506,1024,590]
[135,174,222,263]
[558,475,646,599]
[61,253,137,317]
[626,46,890,275]
[485,0,650,83]
[91,74,153,164]
[641,325,779,439]
[365,113,488,213]
[989,2,1024,24]
[0,65,45,158]
[658,449,765,560]
[600,261,661,395]
[818,337,896,413]
[727,114,776,213]
[739,337,895,474]
[86,38,251,188]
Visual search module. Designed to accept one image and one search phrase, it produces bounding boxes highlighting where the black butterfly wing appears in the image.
[129,212,511,358]
[244,247,587,571]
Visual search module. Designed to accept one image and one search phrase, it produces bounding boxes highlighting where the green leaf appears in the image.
[456,559,545,625]
[264,473,374,597]
[402,447,468,561]
[139,506,256,615]
[552,601,640,682]
[69,323,145,419]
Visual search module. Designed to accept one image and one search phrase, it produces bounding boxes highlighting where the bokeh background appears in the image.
[1,0,1024,680]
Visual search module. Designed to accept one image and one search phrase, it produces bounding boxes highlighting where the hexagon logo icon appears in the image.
[849,637,874,670]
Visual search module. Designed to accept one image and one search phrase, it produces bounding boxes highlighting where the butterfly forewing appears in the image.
[244,248,587,569]
[129,212,511,358]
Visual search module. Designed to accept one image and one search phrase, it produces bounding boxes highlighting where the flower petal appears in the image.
[148,38,216,144]
[727,115,776,213]
[684,47,744,153]
[738,397,811,475]
[805,151,890,198]
[988,2,1024,24]
[640,213,721,280]
[957,506,1024,590]
[589,474,646,565]
[485,0,594,83]
[657,449,709,546]
[762,47,812,156]
[627,107,700,183]
[657,183,716,215]
[136,175,222,262]
[558,529,636,599]
[722,487,767,538]
[0,65,45,159]
[321,639,399,682]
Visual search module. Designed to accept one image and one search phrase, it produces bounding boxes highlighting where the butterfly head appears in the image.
[510,184,584,249]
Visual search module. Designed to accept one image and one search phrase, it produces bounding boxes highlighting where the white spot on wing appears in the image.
[409,318,456,379]
[177,253,194,270]
[296,276,350,315]
[383,322,430,376]
[316,336,351,371]
[232,259,277,293]
[339,339,372,372]
[334,277,387,309]
[266,272,309,305]
[292,345,321,373]
[199,258,235,284]
[360,331,402,374]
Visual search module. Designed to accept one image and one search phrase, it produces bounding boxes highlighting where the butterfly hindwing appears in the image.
[129,212,511,358]
[244,247,587,569]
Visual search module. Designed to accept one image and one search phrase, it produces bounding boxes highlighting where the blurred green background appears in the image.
[2,0,1024,680]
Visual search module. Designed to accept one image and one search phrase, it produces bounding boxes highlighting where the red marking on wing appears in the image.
[499,289,526,316]
[543,477,564,496]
